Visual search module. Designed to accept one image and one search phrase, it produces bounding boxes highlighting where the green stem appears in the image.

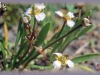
[56,21,66,38]
[42,24,82,51]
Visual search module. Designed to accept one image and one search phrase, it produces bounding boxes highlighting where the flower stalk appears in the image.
[56,21,66,38]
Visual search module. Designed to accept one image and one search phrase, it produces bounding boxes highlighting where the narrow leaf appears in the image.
[35,22,50,46]
[75,25,93,38]
[75,64,95,73]
[72,53,100,63]
[0,42,7,70]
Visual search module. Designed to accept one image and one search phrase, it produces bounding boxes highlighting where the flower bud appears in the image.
[22,16,29,24]
[25,24,31,29]
[26,34,31,40]
[75,2,85,9]
[82,18,92,27]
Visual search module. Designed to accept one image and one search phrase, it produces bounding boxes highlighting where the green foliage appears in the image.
[72,53,100,63]
[66,4,78,13]
[36,22,51,46]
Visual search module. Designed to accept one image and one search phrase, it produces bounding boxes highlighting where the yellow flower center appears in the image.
[56,55,68,66]
[34,7,42,15]
[30,7,43,15]
[62,13,71,21]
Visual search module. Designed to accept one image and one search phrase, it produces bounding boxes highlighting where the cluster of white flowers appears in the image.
[0,2,6,11]
[22,3,92,27]
[53,53,74,69]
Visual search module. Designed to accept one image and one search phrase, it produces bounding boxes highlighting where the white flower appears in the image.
[83,18,91,26]
[22,3,46,23]
[34,3,46,21]
[53,52,74,69]
[55,11,75,27]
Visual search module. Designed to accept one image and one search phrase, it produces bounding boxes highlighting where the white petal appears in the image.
[83,18,89,22]
[54,53,62,56]
[22,17,28,23]
[35,12,46,21]
[53,60,61,69]
[25,8,32,15]
[35,15,41,21]
[40,3,45,9]
[55,11,63,17]
[86,23,91,26]
[66,60,74,68]
[67,20,75,27]
[35,3,45,10]
[37,14,42,21]
[67,12,75,18]
[39,12,46,21]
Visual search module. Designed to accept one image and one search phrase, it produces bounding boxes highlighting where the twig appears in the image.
[78,8,81,20]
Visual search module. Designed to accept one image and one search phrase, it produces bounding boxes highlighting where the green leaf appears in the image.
[51,39,63,54]
[28,65,53,70]
[75,25,93,38]
[35,22,51,46]
[15,49,38,67]
[12,40,27,68]
[14,18,23,50]
[75,64,95,73]
[0,42,7,70]
[66,4,78,13]
[72,53,100,63]
[43,25,70,49]
[10,18,26,68]
[58,27,82,52]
